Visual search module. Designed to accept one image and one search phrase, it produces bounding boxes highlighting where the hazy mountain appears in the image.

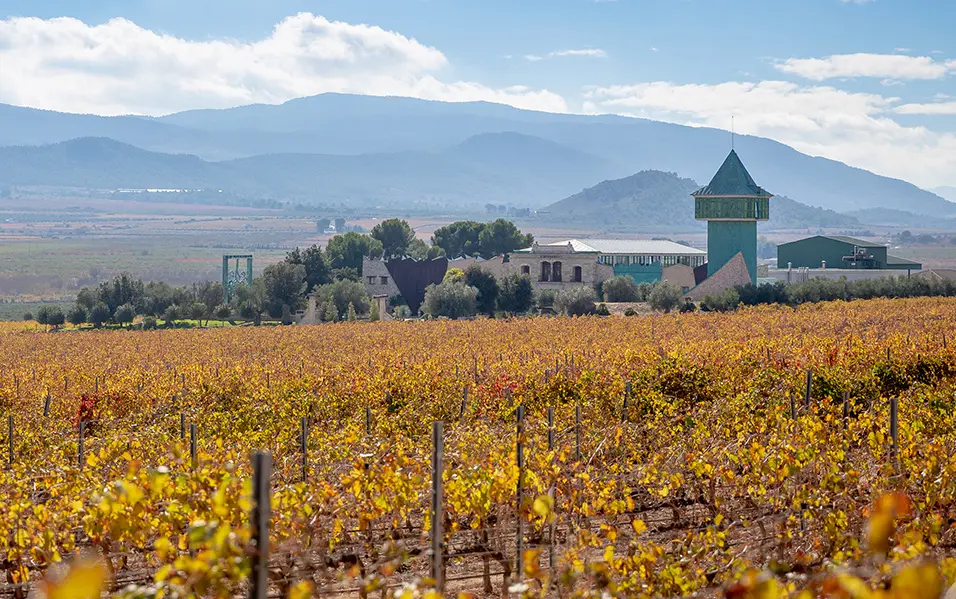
[844,207,956,229]
[933,186,956,203]
[0,135,619,207]
[541,170,860,232]
[1,94,952,216]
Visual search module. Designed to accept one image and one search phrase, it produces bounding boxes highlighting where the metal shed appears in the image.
[776,235,921,271]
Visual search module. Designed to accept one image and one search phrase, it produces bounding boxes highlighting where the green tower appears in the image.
[692,150,772,284]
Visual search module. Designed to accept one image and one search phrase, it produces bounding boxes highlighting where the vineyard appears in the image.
[2,297,956,598]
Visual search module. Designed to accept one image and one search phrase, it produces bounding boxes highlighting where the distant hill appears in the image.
[541,170,860,232]
[1,93,953,216]
[933,186,956,203]
[844,207,956,229]
[0,135,619,208]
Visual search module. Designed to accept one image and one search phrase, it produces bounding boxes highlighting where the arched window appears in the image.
[572,265,583,282]
[521,265,530,276]
[552,261,562,282]
[540,261,551,282]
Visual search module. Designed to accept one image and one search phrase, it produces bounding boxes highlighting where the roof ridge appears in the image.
[692,150,771,198]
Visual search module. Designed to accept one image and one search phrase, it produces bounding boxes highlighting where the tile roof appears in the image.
[693,150,772,198]
[685,252,753,300]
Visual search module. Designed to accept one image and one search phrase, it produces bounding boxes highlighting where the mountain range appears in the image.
[1,93,954,221]
[541,170,861,232]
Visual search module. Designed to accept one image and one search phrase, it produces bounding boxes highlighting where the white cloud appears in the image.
[583,80,956,189]
[0,14,568,115]
[525,48,607,61]
[895,101,956,115]
[776,53,951,80]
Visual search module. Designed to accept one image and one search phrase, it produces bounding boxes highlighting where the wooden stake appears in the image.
[190,423,197,469]
[515,404,525,580]
[249,452,272,599]
[431,421,444,591]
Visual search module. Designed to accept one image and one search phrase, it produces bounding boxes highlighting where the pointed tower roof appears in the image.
[693,150,772,198]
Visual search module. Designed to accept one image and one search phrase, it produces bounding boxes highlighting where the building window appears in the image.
[540,261,551,282]
[366,276,376,284]
[552,261,562,282]
[380,276,388,285]
[521,265,530,275]
[572,265,583,282]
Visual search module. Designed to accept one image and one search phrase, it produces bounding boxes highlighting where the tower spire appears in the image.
[731,116,735,150]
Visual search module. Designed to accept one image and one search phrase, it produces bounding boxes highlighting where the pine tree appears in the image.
[346,301,357,322]
[323,298,338,322]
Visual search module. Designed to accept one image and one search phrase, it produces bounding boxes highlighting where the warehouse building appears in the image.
[777,236,921,273]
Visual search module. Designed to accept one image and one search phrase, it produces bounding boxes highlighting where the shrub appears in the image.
[536,289,557,310]
[624,308,638,317]
[142,316,158,330]
[443,267,466,284]
[700,288,740,312]
[554,286,597,316]
[423,281,478,319]
[369,301,381,321]
[393,305,412,319]
[346,302,357,321]
[648,282,683,313]
[603,276,640,302]
[38,306,65,328]
[22,312,33,322]
[596,303,611,316]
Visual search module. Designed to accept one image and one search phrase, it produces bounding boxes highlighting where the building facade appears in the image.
[503,239,705,291]
[693,150,772,285]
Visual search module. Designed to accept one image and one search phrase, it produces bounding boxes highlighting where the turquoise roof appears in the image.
[693,150,772,198]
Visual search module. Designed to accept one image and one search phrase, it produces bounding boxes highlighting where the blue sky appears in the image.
[1,0,955,188]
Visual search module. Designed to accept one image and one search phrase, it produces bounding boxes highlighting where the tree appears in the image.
[90,302,111,328]
[314,279,371,318]
[432,221,484,258]
[142,281,176,316]
[161,304,181,325]
[334,217,346,233]
[423,282,478,319]
[478,219,534,259]
[326,232,384,274]
[317,217,331,232]
[214,304,232,322]
[406,238,445,261]
[262,262,306,318]
[369,301,381,321]
[346,302,358,321]
[322,297,338,322]
[188,302,208,325]
[232,280,267,324]
[464,265,499,315]
[648,282,684,313]
[45,307,65,328]
[603,276,641,302]
[554,286,597,316]
[114,303,136,327]
[97,272,145,314]
[76,287,98,312]
[285,245,331,292]
[371,219,416,259]
[67,305,87,326]
[497,272,534,314]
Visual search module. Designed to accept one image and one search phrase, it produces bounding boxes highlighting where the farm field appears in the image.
[1,297,956,598]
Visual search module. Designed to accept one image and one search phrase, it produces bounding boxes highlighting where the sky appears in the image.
[1,0,955,190]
